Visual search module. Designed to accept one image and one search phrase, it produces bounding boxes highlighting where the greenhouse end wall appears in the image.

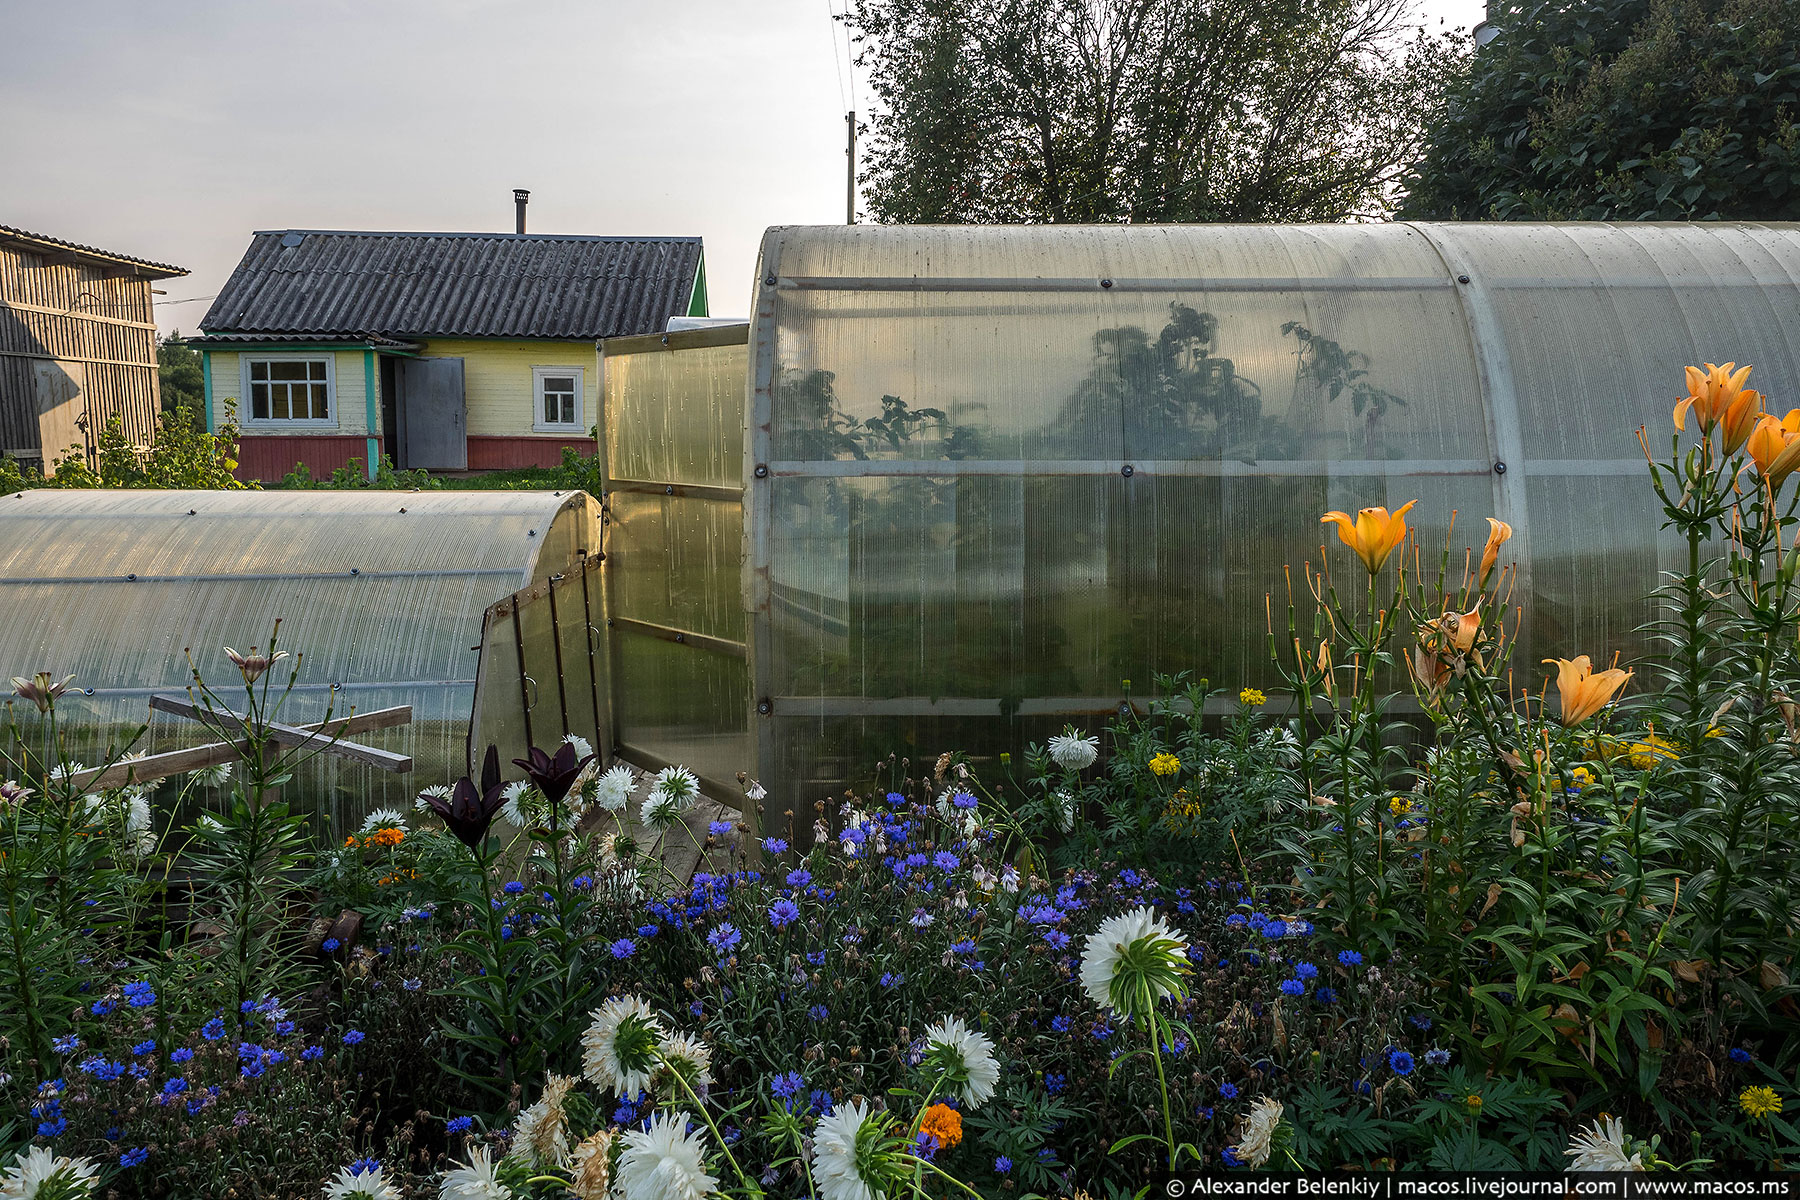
[744,222,1800,830]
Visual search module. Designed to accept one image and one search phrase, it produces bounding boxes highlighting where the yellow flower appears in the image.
[1479,517,1512,587]
[1625,735,1679,771]
[1149,752,1181,777]
[1388,795,1415,817]
[1566,765,1594,793]
[1239,688,1266,707]
[1739,1086,1783,1119]
[1465,1093,1483,1112]
[919,1102,964,1148]
[1320,500,1418,575]
[1543,655,1633,726]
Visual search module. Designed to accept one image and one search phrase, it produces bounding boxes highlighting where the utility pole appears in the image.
[845,110,857,224]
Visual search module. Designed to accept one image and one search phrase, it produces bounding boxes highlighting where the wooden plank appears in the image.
[145,695,414,773]
[71,704,413,791]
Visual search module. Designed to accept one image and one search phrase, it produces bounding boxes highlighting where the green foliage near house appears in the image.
[0,404,247,494]
[844,0,1469,223]
[1401,0,1800,220]
[158,333,206,422]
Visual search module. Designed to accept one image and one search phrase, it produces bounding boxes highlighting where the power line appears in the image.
[826,0,849,111]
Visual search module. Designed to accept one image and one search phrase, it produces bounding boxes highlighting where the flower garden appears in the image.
[2,363,1798,1199]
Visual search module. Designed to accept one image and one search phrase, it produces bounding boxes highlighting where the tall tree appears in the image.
[845,0,1467,224]
[1402,0,1800,221]
[158,332,205,415]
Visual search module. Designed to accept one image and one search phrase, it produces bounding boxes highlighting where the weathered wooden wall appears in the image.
[0,242,163,468]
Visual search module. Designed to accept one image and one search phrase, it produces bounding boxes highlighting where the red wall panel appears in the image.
[466,436,596,471]
[233,435,370,483]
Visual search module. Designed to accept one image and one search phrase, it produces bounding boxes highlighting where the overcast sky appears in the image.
[0,0,1484,334]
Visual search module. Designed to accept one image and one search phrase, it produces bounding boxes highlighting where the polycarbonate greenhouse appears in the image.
[602,222,1800,836]
[0,489,601,826]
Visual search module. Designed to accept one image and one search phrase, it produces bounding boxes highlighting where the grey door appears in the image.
[398,357,467,470]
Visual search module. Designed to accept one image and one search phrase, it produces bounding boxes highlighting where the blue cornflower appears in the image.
[1425,1049,1452,1067]
[1729,1047,1752,1064]
[1225,913,1247,928]
[275,1020,295,1036]
[302,1044,325,1061]
[995,1155,1013,1173]
[1389,1050,1415,1076]
[1044,1072,1066,1094]
[610,939,636,959]
[170,1047,194,1064]
[879,972,904,988]
[1043,930,1071,950]
[1317,987,1339,1004]
[771,1071,804,1101]
[122,979,152,997]
[200,1018,225,1040]
[502,881,524,895]
[342,1029,365,1045]
[933,851,960,872]
[1220,1082,1239,1099]
[128,989,157,1008]
[36,1114,66,1138]
[950,791,977,810]
[806,950,826,966]
[446,1115,474,1133]
[52,1035,80,1053]
[240,1057,265,1079]
[951,939,976,956]
[807,1004,829,1021]
[709,821,734,836]
[764,837,789,854]
[785,868,812,889]
[1051,1015,1072,1033]
[1338,950,1363,966]
[91,999,117,1016]
[120,1146,149,1168]
[403,978,422,991]
[1263,920,1288,938]
[1352,1080,1372,1096]
[638,924,659,938]
[769,898,800,929]
[909,908,935,928]
[1409,1013,1433,1030]
[131,1039,156,1056]
[161,1077,189,1097]
[322,938,341,952]
[1294,962,1319,980]
[707,923,743,953]
[1222,1147,1244,1167]
[1279,978,1305,997]
[350,1157,380,1176]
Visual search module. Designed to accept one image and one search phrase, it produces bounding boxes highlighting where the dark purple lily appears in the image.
[512,742,596,811]
[426,745,509,849]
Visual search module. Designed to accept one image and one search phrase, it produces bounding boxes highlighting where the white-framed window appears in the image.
[241,356,335,426]
[533,365,584,432]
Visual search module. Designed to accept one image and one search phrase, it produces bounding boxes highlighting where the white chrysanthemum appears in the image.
[509,1073,576,1168]
[1079,905,1189,1011]
[1230,1096,1284,1167]
[1566,1117,1645,1172]
[415,783,452,814]
[607,866,644,899]
[656,1032,714,1097]
[643,766,699,826]
[933,788,981,836]
[0,1145,100,1199]
[191,759,233,787]
[1053,789,1076,833]
[567,1128,616,1200]
[499,779,536,827]
[562,733,595,758]
[615,1110,717,1200]
[322,1163,401,1200]
[123,792,156,857]
[359,808,407,834]
[439,1144,511,1199]
[595,765,636,813]
[924,1015,1000,1108]
[48,761,86,785]
[582,995,667,1096]
[1048,730,1099,770]
[811,1100,881,1200]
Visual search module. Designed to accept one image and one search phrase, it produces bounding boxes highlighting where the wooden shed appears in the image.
[0,224,188,472]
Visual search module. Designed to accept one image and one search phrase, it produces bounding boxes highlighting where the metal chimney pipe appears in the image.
[514,189,530,234]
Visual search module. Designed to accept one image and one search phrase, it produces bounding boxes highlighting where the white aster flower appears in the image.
[1052,789,1076,832]
[1079,905,1190,1014]
[655,1032,714,1098]
[582,995,667,1097]
[643,766,699,826]
[562,733,595,758]
[811,1100,900,1200]
[359,807,407,834]
[499,779,536,827]
[595,765,636,814]
[1566,1117,1645,1172]
[0,1145,100,1199]
[567,1128,616,1200]
[191,759,233,787]
[322,1163,401,1200]
[509,1073,576,1168]
[439,1144,510,1199]
[1230,1096,1285,1167]
[1048,729,1099,770]
[415,783,452,814]
[123,792,156,857]
[614,1110,717,1200]
[923,1015,1000,1108]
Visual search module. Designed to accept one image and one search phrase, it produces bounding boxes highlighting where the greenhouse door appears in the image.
[468,552,607,765]
[398,357,467,470]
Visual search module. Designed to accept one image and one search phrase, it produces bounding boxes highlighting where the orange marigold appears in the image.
[919,1103,963,1149]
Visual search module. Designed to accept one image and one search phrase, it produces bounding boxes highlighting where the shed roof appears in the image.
[0,223,188,278]
[200,230,703,341]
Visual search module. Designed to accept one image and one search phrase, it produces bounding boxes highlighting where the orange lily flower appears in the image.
[1674,362,1756,439]
[1479,518,1512,587]
[1747,410,1800,489]
[1543,655,1633,726]
[1320,500,1417,574]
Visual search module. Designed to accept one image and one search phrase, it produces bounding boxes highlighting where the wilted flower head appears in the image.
[223,646,288,685]
[1229,1097,1287,1167]
[1565,1117,1644,1171]
[509,1073,577,1169]
[567,1129,617,1200]
[10,672,75,714]
[1079,906,1190,1017]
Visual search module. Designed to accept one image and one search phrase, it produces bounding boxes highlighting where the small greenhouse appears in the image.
[0,489,601,826]
[601,221,1800,832]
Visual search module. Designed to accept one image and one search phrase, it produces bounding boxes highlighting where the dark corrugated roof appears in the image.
[201,230,702,340]
[0,223,188,277]
[186,332,422,350]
